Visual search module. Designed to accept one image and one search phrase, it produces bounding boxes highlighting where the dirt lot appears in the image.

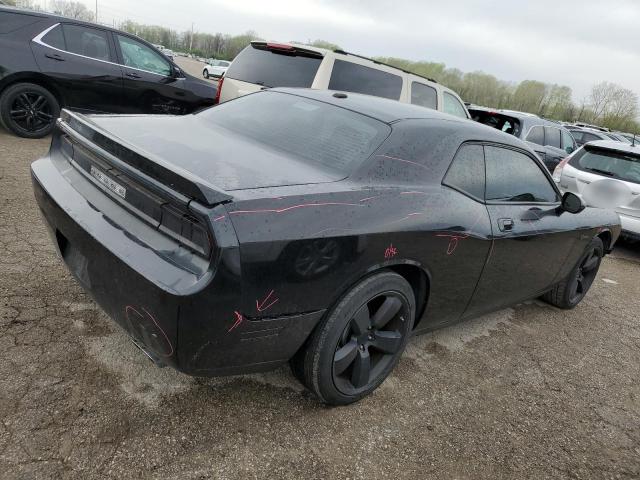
[1,128,639,480]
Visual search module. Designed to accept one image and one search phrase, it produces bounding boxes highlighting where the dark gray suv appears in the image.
[469,106,577,171]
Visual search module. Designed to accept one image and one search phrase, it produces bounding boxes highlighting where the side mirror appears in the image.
[561,192,584,214]
[172,66,184,78]
[565,145,575,154]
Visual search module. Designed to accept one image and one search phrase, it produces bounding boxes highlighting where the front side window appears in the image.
[485,146,559,203]
[544,127,561,148]
[199,91,391,174]
[561,129,576,152]
[526,126,544,145]
[329,60,402,100]
[443,144,485,200]
[411,82,437,110]
[117,35,171,76]
[443,92,468,118]
[62,24,110,61]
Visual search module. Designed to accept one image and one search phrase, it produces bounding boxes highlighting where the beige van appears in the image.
[217,41,470,119]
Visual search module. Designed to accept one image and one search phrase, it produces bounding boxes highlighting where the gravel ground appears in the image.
[1,128,639,480]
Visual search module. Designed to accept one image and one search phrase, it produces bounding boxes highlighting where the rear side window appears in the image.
[561,129,576,151]
[411,82,437,109]
[62,24,110,62]
[569,130,583,143]
[443,144,485,200]
[526,126,544,145]
[544,127,561,148]
[443,92,468,118]
[569,148,640,184]
[42,25,65,50]
[225,45,322,88]
[485,146,559,203]
[329,60,402,100]
[200,91,391,174]
[0,12,40,33]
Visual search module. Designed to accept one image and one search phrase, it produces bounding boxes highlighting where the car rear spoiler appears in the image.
[57,109,233,207]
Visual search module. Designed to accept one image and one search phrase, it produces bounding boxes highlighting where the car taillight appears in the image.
[552,156,571,183]
[214,76,223,104]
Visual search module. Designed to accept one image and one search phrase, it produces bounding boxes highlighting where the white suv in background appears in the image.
[203,59,231,79]
[216,41,470,119]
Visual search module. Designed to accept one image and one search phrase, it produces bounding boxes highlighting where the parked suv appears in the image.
[566,127,630,147]
[216,41,470,119]
[553,141,640,242]
[203,59,231,79]
[0,7,216,138]
[468,106,576,171]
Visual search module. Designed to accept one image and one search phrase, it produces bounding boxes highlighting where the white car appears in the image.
[203,59,231,79]
[215,41,469,119]
[553,140,640,241]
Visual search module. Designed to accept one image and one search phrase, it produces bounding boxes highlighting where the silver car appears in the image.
[553,140,640,241]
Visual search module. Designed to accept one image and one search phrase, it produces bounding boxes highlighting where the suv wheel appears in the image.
[0,83,59,138]
[203,69,209,79]
[291,271,415,405]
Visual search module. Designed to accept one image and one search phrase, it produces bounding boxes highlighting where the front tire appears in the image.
[0,83,59,138]
[291,271,415,405]
[542,237,603,309]
[203,69,210,79]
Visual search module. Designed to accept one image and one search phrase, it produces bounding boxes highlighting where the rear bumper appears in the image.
[31,154,323,376]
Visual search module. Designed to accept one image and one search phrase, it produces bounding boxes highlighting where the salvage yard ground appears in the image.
[1,126,639,479]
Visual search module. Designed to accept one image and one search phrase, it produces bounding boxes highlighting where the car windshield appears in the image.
[198,91,391,174]
[572,147,640,184]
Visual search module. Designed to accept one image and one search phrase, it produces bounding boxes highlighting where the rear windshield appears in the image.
[469,110,521,137]
[569,147,640,184]
[224,45,322,88]
[199,91,390,174]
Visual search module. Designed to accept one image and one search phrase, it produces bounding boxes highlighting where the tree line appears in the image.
[7,1,639,132]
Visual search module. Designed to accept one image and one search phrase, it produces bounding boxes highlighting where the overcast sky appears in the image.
[82,0,639,102]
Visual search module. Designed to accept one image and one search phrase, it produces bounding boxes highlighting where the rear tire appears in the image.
[0,82,59,138]
[542,237,603,309]
[291,271,415,405]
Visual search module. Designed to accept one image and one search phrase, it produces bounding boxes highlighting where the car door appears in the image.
[542,126,567,171]
[113,33,185,114]
[464,145,581,318]
[524,125,548,164]
[31,23,123,113]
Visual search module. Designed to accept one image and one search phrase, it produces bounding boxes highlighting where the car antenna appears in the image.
[633,133,637,147]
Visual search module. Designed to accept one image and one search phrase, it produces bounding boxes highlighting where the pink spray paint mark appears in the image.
[227,311,244,333]
[124,305,174,357]
[256,290,279,312]
[213,215,226,222]
[376,154,428,170]
[228,201,364,216]
[384,244,398,259]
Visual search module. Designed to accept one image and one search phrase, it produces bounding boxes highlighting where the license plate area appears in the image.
[90,165,126,199]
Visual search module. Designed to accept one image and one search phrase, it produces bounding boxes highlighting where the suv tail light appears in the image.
[553,156,571,183]
[214,76,224,104]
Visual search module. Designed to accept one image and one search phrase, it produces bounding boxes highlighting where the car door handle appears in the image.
[45,53,65,61]
[498,218,514,232]
[126,72,142,79]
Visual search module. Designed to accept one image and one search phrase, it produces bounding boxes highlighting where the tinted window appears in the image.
[568,130,583,143]
[225,45,321,88]
[0,12,40,33]
[329,60,402,100]
[526,126,544,145]
[62,24,110,62]
[582,132,602,143]
[200,91,391,174]
[569,148,640,184]
[485,146,559,203]
[411,82,437,109]
[544,127,561,148]
[443,92,468,118]
[42,25,65,50]
[443,144,485,199]
[117,35,171,76]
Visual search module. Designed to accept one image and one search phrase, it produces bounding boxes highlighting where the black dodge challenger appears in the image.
[31,89,621,405]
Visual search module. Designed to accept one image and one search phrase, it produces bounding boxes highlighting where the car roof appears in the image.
[271,88,527,148]
[583,140,640,156]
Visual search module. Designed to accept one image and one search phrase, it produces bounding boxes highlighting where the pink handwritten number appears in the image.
[227,311,244,333]
[384,244,398,259]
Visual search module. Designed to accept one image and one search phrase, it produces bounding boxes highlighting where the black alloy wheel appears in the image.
[291,271,415,405]
[568,243,602,304]
[0,83,59,138]
[333,292,408,395]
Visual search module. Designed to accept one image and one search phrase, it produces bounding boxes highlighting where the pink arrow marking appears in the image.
[256,290,279,312]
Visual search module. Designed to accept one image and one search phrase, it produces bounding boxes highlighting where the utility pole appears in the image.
[189,22,194,53]
[95,0,98,23]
